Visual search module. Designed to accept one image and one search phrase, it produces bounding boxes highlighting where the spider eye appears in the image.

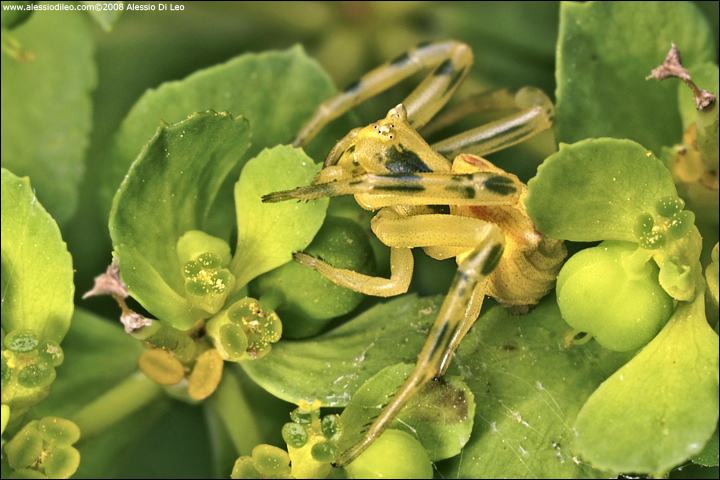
[388,135,393,139]
[373,125,378,130]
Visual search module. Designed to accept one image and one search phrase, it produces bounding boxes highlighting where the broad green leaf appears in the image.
[231,145,327,290]
[83,1,123,31]
[574,294,719,476]
[244,294,631,478]
[555,1,715,154]
[339,363,475,462]
[100,45,353,222]
[1,169,73,344]
[109,111,251,330]
[241,295,441,406]
[1,8,95,225]
[526,138,678,241]
[451,298,629,479]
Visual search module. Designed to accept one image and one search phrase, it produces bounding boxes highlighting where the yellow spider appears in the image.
[263,40,567,467]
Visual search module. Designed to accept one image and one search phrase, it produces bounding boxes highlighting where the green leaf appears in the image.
[1,9,95,225]
[241,295,441,406]
[339,363,475,462]
[244,294,631,478]
[574,294,719,476]
[1,169,74,344]
[109,111,251,330]
[231,145,327,290]
[526,138,678,241]
[83,1,123,31]
[555,1,715,154]
[100,45,352,220]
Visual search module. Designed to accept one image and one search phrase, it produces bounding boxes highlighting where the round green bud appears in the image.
[557,241,674,351]
[321,414,343,442]
[211,270,232,294]
[5,426,44,469]
[290,407,313,425]
[38,417,81,447]
[258,311,282,344]
[231,456,262,479]
[655,196,685,218]
[251,216,376,339]
[182,261,202,278]
[18,362,56,388]
[219,323,248,361]
[311,440,339,463]
[251,444,292,477]
[281,422,309,449]
[633,212,655,238]
[197,252,222,270]
[667,210,695,239]
[186,276,210,296]
[43,446,81,479]
[228,298,262,324]
[5,330,40,353]
[344,429,433,479]
[38,340,64,367]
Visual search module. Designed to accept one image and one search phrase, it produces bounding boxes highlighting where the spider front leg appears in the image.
[293,40,473,148]
[262,170,523,207]
[334,222,505,467]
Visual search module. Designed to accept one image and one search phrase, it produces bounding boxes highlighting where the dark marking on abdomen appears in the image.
[483,176,517,196]
[445,184,476,199]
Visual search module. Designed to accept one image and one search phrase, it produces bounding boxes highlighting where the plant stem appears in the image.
[70,370,163,442]
[208,368,262,457]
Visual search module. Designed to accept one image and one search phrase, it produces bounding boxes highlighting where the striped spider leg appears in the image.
[264,41,566,467]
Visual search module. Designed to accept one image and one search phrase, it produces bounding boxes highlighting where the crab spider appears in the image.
[263,40,566,467]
